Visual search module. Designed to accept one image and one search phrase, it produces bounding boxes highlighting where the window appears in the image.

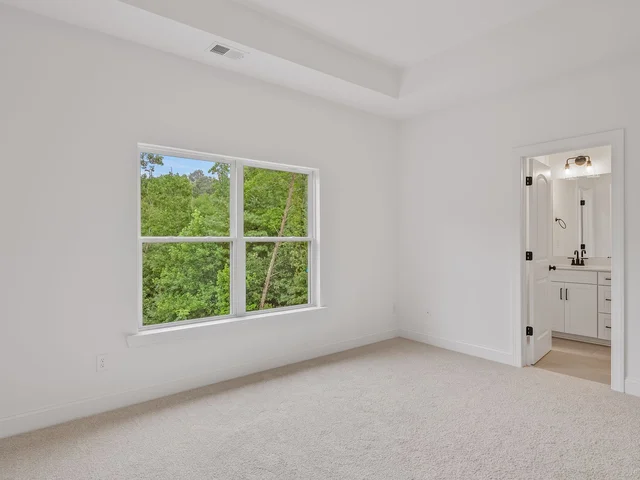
[138,145,318,329]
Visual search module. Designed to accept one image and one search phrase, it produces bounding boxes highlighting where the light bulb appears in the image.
[586,159,593,173]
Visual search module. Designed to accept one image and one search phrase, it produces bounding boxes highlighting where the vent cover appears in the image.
[211,44,230,55]
[208,43,245,60]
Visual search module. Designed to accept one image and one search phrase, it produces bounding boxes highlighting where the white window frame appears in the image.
[137,143,320,331]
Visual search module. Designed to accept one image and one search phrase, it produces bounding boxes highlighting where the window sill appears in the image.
[126,306,327,348]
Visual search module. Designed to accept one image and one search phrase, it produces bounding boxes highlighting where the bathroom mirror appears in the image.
[552,173,611,258]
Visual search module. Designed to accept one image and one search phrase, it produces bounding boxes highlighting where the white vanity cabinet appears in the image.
[549,268,610,342]
[550,281,597,338]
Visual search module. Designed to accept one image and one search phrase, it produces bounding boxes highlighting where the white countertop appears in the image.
[556,264,611,272]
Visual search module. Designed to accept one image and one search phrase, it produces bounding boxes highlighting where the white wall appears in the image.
[398,55,640,383]
[0,6,399,438]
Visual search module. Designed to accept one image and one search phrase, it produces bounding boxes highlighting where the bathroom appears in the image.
[530,145,612,384]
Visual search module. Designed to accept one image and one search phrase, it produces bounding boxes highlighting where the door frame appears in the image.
[513,129,625,392]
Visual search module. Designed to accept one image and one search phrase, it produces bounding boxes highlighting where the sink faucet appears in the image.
[581,249,588,266]
[573,250,580,266]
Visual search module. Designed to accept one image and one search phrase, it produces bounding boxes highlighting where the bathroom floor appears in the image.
[534,338,611,385]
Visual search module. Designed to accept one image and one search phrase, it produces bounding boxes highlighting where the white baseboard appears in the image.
[0,328,399,440]
[399,329,515,366]
[552,331,611,347]
[624,377,640,397]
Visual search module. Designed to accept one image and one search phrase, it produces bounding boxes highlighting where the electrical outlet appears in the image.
[96,354,108,372]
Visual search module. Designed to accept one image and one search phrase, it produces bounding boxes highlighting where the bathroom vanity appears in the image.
[550,265,611,344]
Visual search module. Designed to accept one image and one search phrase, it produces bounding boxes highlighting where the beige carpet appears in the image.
[2,338,640,480]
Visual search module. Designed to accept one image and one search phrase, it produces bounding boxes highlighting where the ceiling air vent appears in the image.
[208,43,245,60]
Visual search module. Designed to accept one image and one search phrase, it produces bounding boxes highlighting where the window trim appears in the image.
[137,143,320,332]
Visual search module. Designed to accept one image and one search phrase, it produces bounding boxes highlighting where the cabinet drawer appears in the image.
[598,313,611,340]
[599,286,612,314]
[598,272,612,286]
[550,270,597,285]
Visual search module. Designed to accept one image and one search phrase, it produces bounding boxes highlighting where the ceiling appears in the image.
[234,0,559,67]
[2,0,640,118]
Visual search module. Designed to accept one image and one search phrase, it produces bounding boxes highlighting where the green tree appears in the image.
[149,210,230,323]
[189,170,213,196]
[140,173,192,236]
[140,157,308,325]
[244,167,308,311]
[140,152,164,178]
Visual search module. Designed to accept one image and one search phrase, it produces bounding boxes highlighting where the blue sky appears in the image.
[148,155,216,177]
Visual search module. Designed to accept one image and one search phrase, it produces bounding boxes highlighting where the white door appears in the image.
[550,281,566,332]
[565,283,598,338]
[527,158,552,364]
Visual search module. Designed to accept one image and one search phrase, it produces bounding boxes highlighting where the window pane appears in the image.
[246,241,309,312]
[244,167,308,237]
[142,242,231,325]
[140,153,230,236]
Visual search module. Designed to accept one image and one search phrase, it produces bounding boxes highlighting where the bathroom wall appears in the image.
[550,146,612,259]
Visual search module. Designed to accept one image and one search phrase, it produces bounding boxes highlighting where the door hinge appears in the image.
[525,251,533,261]
[526,326,533,336]
[525,176,533,186]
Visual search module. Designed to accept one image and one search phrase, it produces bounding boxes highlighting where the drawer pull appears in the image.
[605,299,611,302]
[605,326,611,329]
[605,277,611,281]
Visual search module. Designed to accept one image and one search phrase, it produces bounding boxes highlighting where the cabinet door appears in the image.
[565,283,598,338]
[550,282,565,332]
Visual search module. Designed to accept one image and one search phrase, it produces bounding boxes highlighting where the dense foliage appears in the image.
[140,153,308,325]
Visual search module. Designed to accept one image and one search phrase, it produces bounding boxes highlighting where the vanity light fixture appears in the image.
[564,155,592,175]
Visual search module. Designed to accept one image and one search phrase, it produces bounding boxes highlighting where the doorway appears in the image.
[535,338,611,384]
[514,130,625,392]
